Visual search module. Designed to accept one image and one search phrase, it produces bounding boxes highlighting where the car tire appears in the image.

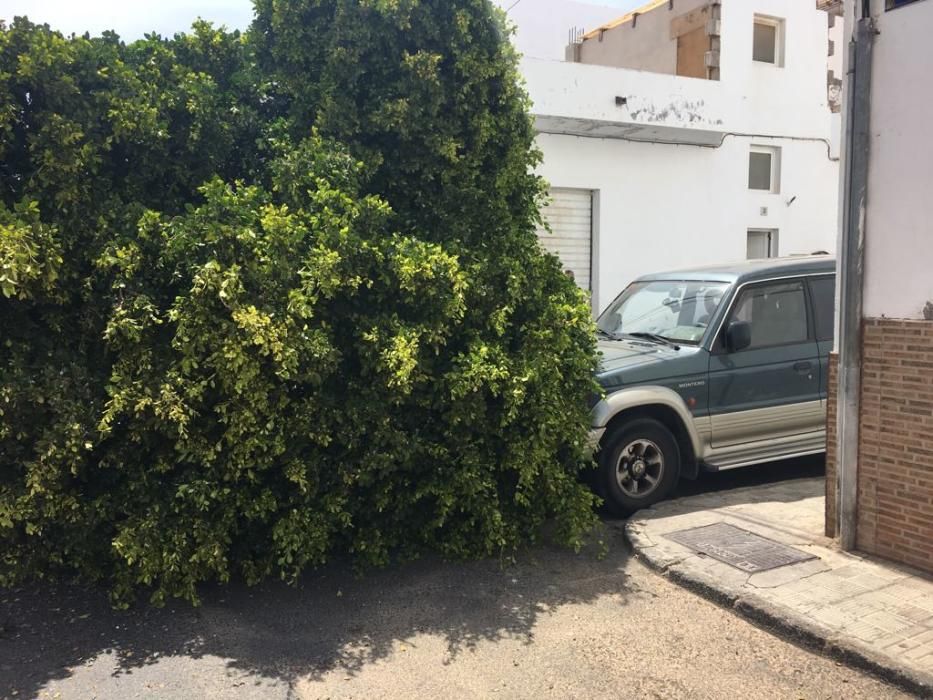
[599,418,680,517]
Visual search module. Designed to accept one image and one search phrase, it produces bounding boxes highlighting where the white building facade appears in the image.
[827,0,933,574]
[525,0,843,313]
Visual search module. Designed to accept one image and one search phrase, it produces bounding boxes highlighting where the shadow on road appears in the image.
[0,531,637,698]
[0,456,825,698]
[674,454,825,499]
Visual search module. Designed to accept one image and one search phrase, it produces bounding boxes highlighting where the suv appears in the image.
[590,255,835,515]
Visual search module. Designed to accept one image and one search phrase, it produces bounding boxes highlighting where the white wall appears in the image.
[524,58,727,137]
[536,132,839,312]
[527,1,841,312]
[860,0,933,320]
[717,0,835,138]
[525,2,837,138]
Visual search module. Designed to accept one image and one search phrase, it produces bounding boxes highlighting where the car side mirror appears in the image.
[726,321,752,352]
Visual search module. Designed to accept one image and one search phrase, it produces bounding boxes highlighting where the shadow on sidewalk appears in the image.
[1,533,634,698]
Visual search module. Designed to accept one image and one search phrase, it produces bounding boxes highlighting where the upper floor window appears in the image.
[753,15,785,66]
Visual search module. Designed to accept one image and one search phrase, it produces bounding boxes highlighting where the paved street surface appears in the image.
[2,459,909,700]
[629,476,933,695]
[672,454,825,499]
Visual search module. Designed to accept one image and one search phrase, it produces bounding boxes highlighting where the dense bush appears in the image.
[0,1,599,606]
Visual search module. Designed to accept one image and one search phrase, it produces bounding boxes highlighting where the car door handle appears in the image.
[793,361,812,373]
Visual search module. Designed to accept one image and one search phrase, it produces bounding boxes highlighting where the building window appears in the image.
[753,16,784,66]
[747,229,779,259]
[748,146,781,192]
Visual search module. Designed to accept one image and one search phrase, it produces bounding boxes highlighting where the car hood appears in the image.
[597,338,677,370]
[596,338,706,388]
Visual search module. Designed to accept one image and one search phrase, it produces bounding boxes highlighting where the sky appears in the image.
[1,0,643,57]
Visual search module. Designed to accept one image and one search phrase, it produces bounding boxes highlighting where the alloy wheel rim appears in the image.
[615,438,664,498]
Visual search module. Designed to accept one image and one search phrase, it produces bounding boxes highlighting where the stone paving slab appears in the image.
[626,478,933,697]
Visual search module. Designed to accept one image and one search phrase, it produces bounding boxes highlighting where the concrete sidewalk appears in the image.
[626,478,933,697]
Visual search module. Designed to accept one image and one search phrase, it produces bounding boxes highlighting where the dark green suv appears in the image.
[590,255,836,515]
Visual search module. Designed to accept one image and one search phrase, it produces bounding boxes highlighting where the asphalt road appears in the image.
[673,453,827,499]
[1,455,908,700]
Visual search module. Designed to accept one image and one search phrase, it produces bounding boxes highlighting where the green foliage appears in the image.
[0,200,61,299]
[0,3,600,606]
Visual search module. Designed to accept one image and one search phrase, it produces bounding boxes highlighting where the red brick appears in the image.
[849,318,933,574]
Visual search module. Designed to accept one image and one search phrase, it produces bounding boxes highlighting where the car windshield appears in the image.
[597,280,731,345]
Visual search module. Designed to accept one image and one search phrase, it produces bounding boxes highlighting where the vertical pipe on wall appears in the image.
[836,12,874,551]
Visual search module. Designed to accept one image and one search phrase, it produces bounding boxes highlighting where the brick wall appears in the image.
[825,352,838,538]
[857,318,933,573]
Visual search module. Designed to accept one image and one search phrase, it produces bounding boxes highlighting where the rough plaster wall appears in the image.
[578,0,708,74]
[549,1,836,138]
[718,0,835,133]
[861,0,933,320]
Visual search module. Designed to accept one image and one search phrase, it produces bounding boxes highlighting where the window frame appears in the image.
[747,228,780,259]
[805,274,836,342]
[712,276,814,354]
[752,15,785,67]
[748,145,781,193]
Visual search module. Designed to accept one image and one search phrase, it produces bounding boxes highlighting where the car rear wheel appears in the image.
[599,418,680,517]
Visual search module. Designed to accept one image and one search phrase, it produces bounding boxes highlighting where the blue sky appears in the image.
[1,0,643,41]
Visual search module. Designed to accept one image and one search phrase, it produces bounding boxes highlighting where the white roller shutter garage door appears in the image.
[535,188,593,291]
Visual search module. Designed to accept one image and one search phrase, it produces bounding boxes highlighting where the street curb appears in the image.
[625,519,933,699]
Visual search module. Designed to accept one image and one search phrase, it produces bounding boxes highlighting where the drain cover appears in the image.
[665,522,817,573]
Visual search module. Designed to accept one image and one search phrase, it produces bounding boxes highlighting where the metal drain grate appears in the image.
[665,522,817,573]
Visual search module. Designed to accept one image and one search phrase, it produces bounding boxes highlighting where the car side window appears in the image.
[728,280,809,350]
[808,276,835,342]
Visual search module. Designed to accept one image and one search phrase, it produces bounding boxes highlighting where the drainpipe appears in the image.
[836,5,875,551]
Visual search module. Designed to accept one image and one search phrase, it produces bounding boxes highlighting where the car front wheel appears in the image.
[599,418,680,517]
